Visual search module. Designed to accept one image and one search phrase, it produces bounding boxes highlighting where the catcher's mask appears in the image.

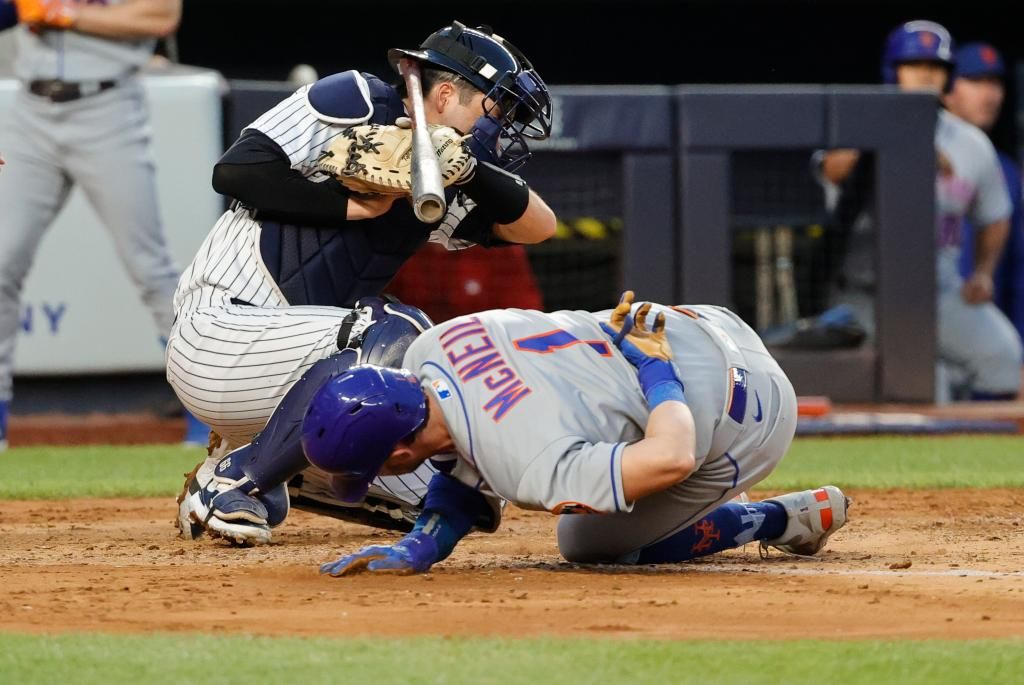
[300,364,428,504]
[389,20,551,171]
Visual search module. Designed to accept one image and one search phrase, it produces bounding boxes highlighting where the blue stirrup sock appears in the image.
[636,501,787,564]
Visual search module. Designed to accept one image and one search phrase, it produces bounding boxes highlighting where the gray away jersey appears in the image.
[403,306,751,516]
[935,109,1011,287]
[14,1,155,82]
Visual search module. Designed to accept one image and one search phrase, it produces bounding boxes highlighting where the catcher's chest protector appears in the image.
[259,204,443,307]
[259,78,446,307]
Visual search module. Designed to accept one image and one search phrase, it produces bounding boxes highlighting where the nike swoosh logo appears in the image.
[752,391,763,422]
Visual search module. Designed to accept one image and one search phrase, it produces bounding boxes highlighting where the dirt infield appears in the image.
[1,489,1022,640]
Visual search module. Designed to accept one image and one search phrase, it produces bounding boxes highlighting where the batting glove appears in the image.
[319,531,439,577]
[601,291,685,408]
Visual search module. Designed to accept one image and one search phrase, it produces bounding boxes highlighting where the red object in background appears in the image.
[387,243,544,323]
[797,396,833,417]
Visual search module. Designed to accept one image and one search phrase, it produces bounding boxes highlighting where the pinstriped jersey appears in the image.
[14,1,155,82]
[173,73,480,314]
[403,306,744,515]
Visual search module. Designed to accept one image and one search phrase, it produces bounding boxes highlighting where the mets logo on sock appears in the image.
[690,519,721,554]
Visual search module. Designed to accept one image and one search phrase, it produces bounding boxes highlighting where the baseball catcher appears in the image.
[170,21,556,542]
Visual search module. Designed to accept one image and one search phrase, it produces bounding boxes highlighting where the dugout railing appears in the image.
[676,87,936,402]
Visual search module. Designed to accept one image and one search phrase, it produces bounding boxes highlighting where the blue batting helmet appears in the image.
[882,20,955,85]
[953,42,1005,80]
[389,21,551,170]
[300,364,427,503]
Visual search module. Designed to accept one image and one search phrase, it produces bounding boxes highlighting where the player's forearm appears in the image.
[212,160,351,227]
[409,474,492,563]
[72,0,180,40]
[974,219,1010,277]
[458,162,555,244]
[621,402,696,502]
[821,149,860,185]
[493,190,556,244]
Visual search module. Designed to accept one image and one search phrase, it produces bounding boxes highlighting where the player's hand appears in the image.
[821,149,860,184]
[319,532,439,577]
[961,272,994,304]
[346,192,398,220]
[600,291,673,364]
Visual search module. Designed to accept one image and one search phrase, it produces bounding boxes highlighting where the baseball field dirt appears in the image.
[2,488,1021,640]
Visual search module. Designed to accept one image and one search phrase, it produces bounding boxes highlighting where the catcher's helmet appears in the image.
[389,21,551,170]
[300,364,427,503]
[882,20,955,86]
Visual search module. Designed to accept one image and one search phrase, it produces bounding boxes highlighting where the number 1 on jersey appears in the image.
[513,329,612,357]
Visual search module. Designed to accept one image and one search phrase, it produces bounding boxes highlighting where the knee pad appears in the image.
[347,296,434,366]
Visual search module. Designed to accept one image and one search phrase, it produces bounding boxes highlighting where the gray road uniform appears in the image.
[0,10,179,401]
[933,110,1021,395]
[403,303,798,562]
[827,110,1020,397]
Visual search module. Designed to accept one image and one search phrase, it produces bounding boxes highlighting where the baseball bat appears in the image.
[754,227,774,331]
[398,58,447,224]
[774,225,799,325]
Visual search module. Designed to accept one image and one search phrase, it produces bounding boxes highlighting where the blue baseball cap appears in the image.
[954,42,1005,79]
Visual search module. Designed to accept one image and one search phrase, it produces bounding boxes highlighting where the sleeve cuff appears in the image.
[609,442,632,513]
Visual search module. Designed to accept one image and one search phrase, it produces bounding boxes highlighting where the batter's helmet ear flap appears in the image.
[300,365,427,503]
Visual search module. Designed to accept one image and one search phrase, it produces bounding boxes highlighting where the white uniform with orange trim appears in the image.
[402,303,798,559]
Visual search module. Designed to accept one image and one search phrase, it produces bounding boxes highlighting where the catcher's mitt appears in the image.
[319,123,475,195]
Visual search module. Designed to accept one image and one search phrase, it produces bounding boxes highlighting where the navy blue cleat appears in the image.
[179,445,290,546]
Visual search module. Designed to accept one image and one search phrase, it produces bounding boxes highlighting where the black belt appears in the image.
[28,79,118,103]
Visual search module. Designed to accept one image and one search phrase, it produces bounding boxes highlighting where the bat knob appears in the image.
[414,195,446,223]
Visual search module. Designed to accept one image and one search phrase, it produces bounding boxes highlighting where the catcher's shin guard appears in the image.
[182,445,291,546]
[239,350,360,493]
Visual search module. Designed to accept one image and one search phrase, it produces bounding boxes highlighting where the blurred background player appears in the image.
[944,42,1024,385]
[819,20,1021,402]
[170,21,557,543]
[0,0,210,447]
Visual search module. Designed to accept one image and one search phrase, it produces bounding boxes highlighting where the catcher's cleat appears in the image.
[183,476,272,546]
[175,431,243,542]
[179,435,290,546]
[760,485,850,557]
[176,461,206,540]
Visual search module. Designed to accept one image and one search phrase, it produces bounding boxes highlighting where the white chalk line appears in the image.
[687,564,1024,578]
